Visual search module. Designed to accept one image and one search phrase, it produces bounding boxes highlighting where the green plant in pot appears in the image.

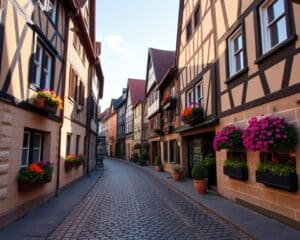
[172,165,184,181]
[154,156,162,172]
[138,149,148,166]
[192,162,207,194]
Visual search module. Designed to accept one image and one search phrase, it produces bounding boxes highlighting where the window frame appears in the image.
[21,129,44,167]
[195,81,204,106]
[227,27,245,77]
[194,5,201,28]
[186,88,194,107]
[33,40,54,90]
[186,20,192,42]
[259,0,288,54]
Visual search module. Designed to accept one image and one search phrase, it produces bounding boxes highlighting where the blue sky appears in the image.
[96,0,180,110]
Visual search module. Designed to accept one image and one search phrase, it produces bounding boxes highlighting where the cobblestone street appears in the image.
[47,159,248,240]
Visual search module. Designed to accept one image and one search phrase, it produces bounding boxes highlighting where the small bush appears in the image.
[192,162,207,180]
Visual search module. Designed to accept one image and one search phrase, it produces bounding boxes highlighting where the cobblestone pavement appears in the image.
[48,159,250,240]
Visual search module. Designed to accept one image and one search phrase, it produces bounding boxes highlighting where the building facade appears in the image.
[107,103,117,158]
[125,79,145,160]
[116,89,127,159]
[176,0,300,223]
[158,67,181,172]
[145,48,175,164]
[0,0,68,227]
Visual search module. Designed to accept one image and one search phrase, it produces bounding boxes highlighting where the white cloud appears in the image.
[104,34,132,57]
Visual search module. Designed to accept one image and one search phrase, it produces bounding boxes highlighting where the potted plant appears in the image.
[181,103,204,125]
[223,158,248,180]
[256,157,298,192]
[17,161,53,191]
[172,165,184,181]
[76,154,85,167]
[214,125,244,151]
[138,149,148,166]
[64,154,77,170]
[32,89,63,114]
[154,156,162,172]
[242,116,297,152]
[192,162,207,194]
[202,154,216,186]
[133,143,141,150]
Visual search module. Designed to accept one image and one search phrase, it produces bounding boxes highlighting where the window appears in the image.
[170,85,175,97]
[76,135,80,155]
[228,27,244,76]
[21,130,43,167]
[186,89,193,107]
[260,0,288,53]
[170,140,180,164]
[33,41,53,89]
[163,141,168,162]
[66,134,71,156]
[69,68,84,109]
[194,6,200,27]
[186,21,192,41]
[195,82,204,106]
[38,0,57,22]
[73,33,79,50]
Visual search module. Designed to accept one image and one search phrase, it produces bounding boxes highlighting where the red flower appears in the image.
[28,163,43,174]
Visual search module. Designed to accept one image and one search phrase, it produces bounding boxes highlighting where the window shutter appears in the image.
[80,81,85,107]
[69,68,75,99]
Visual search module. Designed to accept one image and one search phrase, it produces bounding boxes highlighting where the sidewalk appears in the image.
[123,159,300,240]
[0,168,104,240]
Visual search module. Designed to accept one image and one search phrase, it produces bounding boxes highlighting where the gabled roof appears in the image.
[149,48,175,83]
[128,79,145,106]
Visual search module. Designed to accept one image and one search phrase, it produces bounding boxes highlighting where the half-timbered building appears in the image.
[145,48,175,164]
[0,0,70,227]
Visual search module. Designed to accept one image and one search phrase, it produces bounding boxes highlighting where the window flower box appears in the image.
[224,166,248,180]
[256,159,298,192]
[181,104,204,125]
[256,171,298,192]
[64,154,85,170]
[32,89,63,114]
[17,161,53,192]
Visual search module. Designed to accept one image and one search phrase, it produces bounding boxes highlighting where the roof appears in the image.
[149,48,175,83]
[128,79,145,106]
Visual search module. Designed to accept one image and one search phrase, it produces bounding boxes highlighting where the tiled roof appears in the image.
[128,79,145,105]
[149,48,175,83]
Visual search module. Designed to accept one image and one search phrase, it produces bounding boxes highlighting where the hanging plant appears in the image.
[213,125,244,151]
[242,116,297,152]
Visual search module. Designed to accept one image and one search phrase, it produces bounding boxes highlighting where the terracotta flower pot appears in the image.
[155,165,162,172]
[34,98,45,108]
[172,172,182,181]
[193,179,207,194]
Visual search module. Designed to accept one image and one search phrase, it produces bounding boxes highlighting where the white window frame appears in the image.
[21,131,30,167]
[259,0,287,54]
[186,88,194,107]
[195,82,204,106]
[32,133,42,163]
[39,0,57,23]
[33,41,53,89]
[228,27,244,77]
[170,85,175,97]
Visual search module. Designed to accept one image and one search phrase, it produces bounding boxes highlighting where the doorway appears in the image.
[188,132,216,187]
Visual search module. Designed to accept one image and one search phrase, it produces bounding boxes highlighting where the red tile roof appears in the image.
[149,48,175,83]
[128,79,146,106]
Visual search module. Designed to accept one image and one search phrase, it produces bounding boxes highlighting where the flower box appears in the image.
[256,171,298,192]
[32,89,63,114]
[223,166,248,180]
[181,104,204,125]
[214,125,244,151]
[17,161,53,192]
